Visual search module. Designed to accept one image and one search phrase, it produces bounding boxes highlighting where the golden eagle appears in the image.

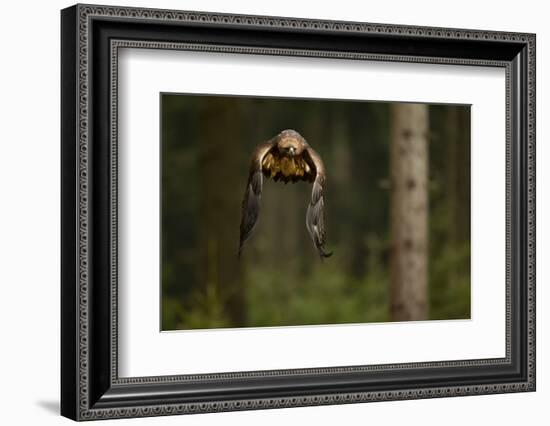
[238,129,332,259]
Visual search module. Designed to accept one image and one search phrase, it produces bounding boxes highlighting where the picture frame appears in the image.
[61,3,536,421]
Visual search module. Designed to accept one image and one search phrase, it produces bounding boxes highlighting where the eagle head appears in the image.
[276,129,305,157]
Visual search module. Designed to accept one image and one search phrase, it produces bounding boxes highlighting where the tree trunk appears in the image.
[389,103,429,321]
[198,98,244,326]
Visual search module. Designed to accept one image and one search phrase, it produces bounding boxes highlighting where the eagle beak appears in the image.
[289,147,296,156]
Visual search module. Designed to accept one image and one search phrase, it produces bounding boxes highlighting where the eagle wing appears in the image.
[304,146,333,259]
[238,140,276,256]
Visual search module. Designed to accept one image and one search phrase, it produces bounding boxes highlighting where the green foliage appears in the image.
[429,241,471,320]
[169,280,232,330]
[246,234,390,327]
[163,234,390,330]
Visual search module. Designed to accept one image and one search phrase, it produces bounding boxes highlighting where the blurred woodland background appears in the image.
[161,94,470,330]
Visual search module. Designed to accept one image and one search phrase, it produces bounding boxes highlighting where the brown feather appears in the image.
[262,151,315,183]
[239,129,331,259]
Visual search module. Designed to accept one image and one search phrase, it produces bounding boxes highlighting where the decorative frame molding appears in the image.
[61,3,535,421]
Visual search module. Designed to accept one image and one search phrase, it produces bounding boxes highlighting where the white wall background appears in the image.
[0,0,546,424]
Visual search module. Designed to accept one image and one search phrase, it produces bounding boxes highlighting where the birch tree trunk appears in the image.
[389,103,429,321]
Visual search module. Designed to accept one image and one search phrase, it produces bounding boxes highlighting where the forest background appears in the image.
[161,94,471,330]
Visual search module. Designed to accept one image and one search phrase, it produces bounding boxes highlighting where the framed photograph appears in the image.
[61,4,536,421]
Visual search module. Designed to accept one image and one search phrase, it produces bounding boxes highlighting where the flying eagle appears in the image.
[238,129,332,259]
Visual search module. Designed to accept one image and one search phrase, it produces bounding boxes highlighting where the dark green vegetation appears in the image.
[161,94,470,330]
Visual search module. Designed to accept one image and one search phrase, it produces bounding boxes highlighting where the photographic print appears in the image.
[161,94,471,331]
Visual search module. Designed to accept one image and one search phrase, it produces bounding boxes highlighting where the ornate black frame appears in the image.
[61,3,536,421]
